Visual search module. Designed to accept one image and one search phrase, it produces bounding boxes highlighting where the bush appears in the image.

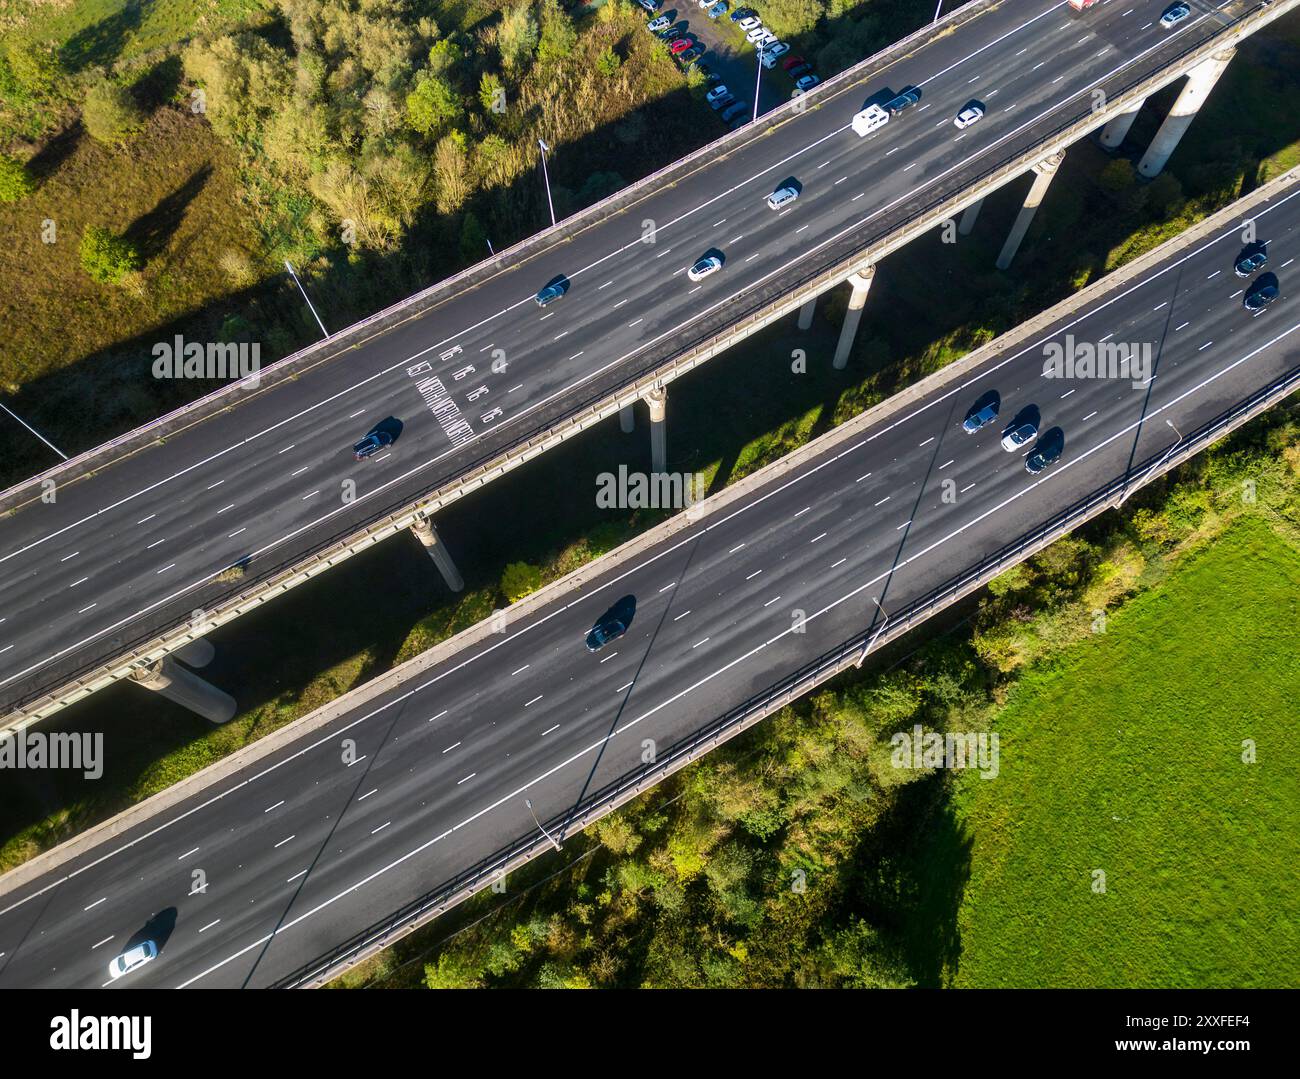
[501,561,543,603]
[4,39,61,95]
[0,155,36,202]
[405,73,460,136]
[596,48,621,78]
[498,4,540,69]
[79,225,143,284]
[82,80,147,143]
[1098,158,1135,194]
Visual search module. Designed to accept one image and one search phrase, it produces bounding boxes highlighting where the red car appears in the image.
[782,55,806,71]
[669,37,694,54]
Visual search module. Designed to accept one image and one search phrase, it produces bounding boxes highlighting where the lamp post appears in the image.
[753,42,766,123]
[526,798,562,852]
[855,596,890,668]
[1119,418,1183,507]
[537,139,557,228]
[284,260,329,339]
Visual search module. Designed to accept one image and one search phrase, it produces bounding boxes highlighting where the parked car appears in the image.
[786,62,814,80]
[738,15,762,30]
[783,55,807,71]
[754,29,778,48]
[353,429,394,460]
[954,102,985,129]
[706,85,731,104]
[766,185,799,210]
[720,100,749,122]
[709,93,736,111]
[1001,422,1037,452]
[658,25,683,40]
[108,940,158,981]
[647,14,671,31]
[688,254,723,281]
[636,0,661,11]
[760,41,789,67]
[707,1,729,17]
[963,401,998,433]
[1159,3,1191,28]
[794,74,820,93]
[731,7,755,22]
[669,37,694,54]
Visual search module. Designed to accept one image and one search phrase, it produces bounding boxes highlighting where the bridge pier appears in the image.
[130,655,236,724]
[646,386,668,474]
[174,637,215,668]
[619,404,635,433]
[796,297,817,330]
[832,268,875,371]
[958,198,983,236]
[1098,97,1145,150]
[411,515,464,592]
[1138,48,1235,179]
[996,151,1064,271]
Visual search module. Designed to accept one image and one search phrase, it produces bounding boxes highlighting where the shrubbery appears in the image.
[82,81,147,143]
[79,225,143,284]
[0,154,35,202]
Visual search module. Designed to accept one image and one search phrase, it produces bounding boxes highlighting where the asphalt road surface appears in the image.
[0,171,1295,988]
[0,0,1258,714]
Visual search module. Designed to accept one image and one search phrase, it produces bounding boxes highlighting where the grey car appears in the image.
[963,402,998,433]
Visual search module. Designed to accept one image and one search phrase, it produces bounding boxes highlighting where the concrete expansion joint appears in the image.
[1034,150,1065,176]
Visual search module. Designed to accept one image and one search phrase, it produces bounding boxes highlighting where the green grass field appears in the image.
[950,518,1300,988]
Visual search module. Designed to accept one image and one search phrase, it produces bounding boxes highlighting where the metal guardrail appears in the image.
[272,361,1300,988]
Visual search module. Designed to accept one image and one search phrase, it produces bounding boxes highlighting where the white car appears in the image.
[647,15,670,31]
[766,186,798,210]
[738,15,762,30]
[760,41,789,66]
[1159,3,1191,28]
[754,30,778,48]
[706,85,730,103]
[1000,422,1036,452]
[953,102,985,129]
[687,255,723,281]
[108,939,158,981]
[745,26,768,43]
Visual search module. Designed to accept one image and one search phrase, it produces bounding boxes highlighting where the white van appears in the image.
[851,104,889,137]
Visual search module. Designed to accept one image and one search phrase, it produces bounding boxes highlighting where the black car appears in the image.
[586,615,627,652]
[1024,443,1061,474]
[786,62,814,80]
[353,430,394,460]
[1243,276,1280,311]
[884,86,921,113]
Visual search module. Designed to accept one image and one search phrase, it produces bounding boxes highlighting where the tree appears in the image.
[758,0,826,39]
[79,225,143,284]
[432,131,471,213]
[405,73,460,136]
[82,81,147,143]
[537,0,578,63]
[478,71,505,115]
[1098,157,1135,194]
[596,47,621,78]
[3,38,61,95]
[501,561,543,602]
[498,3,539,70]
[0,154,36,202]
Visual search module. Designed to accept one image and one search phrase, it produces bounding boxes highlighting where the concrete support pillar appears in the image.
[411,516,464,592]
[1138,49,1234,179]
[1098,97,1144,150]
[796,297,816,330]
[131,656,236,724]
[173,638,215,668]
[832,268,875,371]
[996,151,1064,271]
[646,386,668,475]
[619,404,635,433]
[958,197,983,236]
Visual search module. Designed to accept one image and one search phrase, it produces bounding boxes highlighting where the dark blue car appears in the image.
[353,430,393,460]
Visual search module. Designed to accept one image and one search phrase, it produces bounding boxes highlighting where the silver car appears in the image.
[766,186,799,210]
[1001,422,1037,452]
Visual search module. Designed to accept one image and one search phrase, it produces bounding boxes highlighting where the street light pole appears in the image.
[753,43,765,123]
[525,798,562,852]
[537,139,557,228]
[1119,418,1183,507]
[854,596,890,668]
[933,0,945,22]
[284,260,329,339]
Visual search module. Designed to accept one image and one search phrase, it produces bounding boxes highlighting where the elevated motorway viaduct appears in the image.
[1,0,1296,728]
[0,168,1295,988]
